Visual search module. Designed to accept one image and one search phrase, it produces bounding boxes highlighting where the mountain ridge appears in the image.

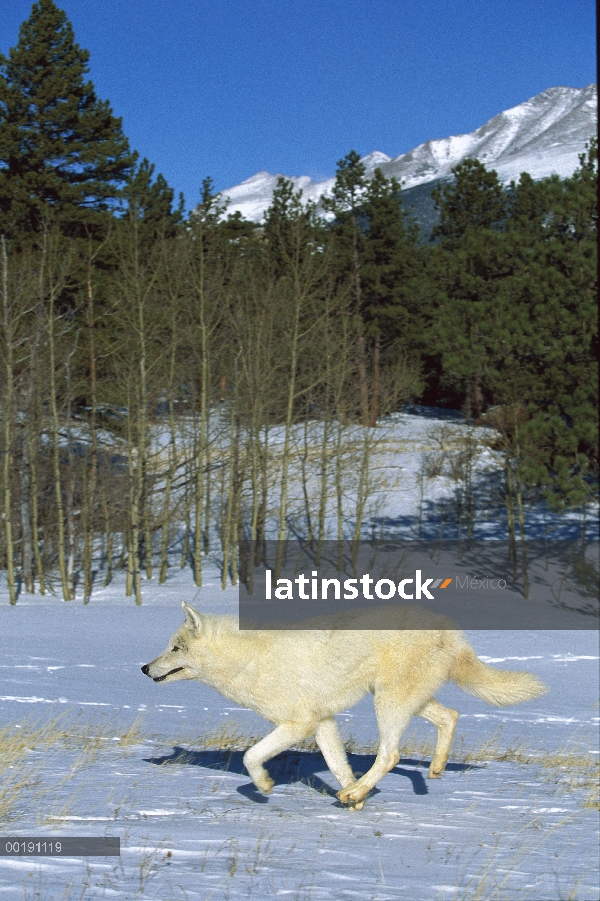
[220,85,597,223]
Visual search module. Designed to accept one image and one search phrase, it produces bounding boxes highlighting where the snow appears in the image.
[0,407,598,899]
[0,587,598,899]
[220,85,597,222]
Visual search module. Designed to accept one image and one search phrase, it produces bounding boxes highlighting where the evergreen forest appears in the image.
[0,1,597,603]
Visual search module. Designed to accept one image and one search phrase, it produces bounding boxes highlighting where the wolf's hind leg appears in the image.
[418,699,459,778]
[243,722,314,794]
[315,719,355,790]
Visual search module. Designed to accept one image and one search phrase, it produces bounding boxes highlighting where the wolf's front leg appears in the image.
[243,722,314,794]
[315,718,366,809]
[314,719,355,789]
[338,694,412,807]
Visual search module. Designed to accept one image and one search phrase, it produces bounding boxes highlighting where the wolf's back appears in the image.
[450,646,547,706]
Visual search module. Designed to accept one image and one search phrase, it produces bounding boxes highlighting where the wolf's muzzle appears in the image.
[141,664,184,682]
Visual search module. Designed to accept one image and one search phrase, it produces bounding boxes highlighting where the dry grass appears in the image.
[0,712,143,825]
[0,710,143,754]
[457,726,599,811]
[2,713,597,830]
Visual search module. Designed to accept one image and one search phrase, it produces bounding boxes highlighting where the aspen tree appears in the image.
[43,226,74,600]
[81,230,111,603]
[158,238,188,584]
[64,332,79,598]
[186,181,228,585]
[1,236,16,603]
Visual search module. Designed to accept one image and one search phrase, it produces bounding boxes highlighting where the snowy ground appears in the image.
[0,571,598,901]
[0,409,598,900]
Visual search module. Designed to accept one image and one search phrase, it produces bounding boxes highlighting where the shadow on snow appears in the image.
[144,746,480,804]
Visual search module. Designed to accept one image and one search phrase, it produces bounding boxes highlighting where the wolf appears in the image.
[142,602,547,808]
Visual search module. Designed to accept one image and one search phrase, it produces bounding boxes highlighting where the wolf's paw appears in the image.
[428,767,443,779]
[254,773,275,794]
[337,783,368,809]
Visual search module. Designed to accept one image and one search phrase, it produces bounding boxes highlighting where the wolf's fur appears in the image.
[142,602,547,808]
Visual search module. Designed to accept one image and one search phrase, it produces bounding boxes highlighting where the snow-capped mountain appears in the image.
[220,85,597,223]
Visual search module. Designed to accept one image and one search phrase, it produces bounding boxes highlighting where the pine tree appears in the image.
[429,159,509,419]
[322,150,368,308]
[322,152,370,421]
[190,176,257,277]
[361,168,421,338]
[499,142,598,513]
[195,177,228,228]
[431,158,507,243]
[0,0,136,237]
[360,168,423,420]
[263,176,322,278]
[122,158,184,250]
[324,156,424,422]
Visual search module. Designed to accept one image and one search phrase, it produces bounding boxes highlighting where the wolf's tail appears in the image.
[451,646,547,706]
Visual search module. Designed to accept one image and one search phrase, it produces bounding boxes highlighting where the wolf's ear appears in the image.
[182,602,203,635]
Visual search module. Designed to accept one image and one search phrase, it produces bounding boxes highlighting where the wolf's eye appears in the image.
[172,646,180,652]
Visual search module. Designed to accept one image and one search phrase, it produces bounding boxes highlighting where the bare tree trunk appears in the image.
[193,331,210,586]
[180,502,190,569]
[315,417,331,565]
[64,334,79,599]
[455,481,463,549]
[473,370,483,423]
[204,442,212,554]
[126,385,142,604]
[257,427,269,567]
[464,385,472,423]
[142,457,153,581]
[580,497,587,560]
[83,243,99,603]
[275,290,302,576]
[1,236,16,604]
[335,414,345,571]
[248,424,261,593]
[515,481,529,598]
[102,489,113,586]
[159,343,178,584]
[28,430,45,594]
[45,233,72,601]
[18,431,34,593]
[357,334,369,427]
[299,412,314,545]
[351,220,369,426]
[118,528,127,571]
[513,433,530,600]
[352,428,372,570]
[125,525,135,598]
[369,333,381,428]
[230,414,243,587]
[221,403,237,589]
[20,290,45,595]
[503,456,518,579]
[464,432,476,548]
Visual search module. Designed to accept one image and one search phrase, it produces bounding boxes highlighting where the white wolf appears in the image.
[142,602,546,808]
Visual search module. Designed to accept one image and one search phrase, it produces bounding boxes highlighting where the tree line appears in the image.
[1,1,597,602]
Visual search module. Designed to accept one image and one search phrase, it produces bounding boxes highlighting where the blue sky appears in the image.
[1,0,596,209]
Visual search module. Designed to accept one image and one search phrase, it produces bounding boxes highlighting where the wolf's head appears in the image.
[141,602,204,683]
